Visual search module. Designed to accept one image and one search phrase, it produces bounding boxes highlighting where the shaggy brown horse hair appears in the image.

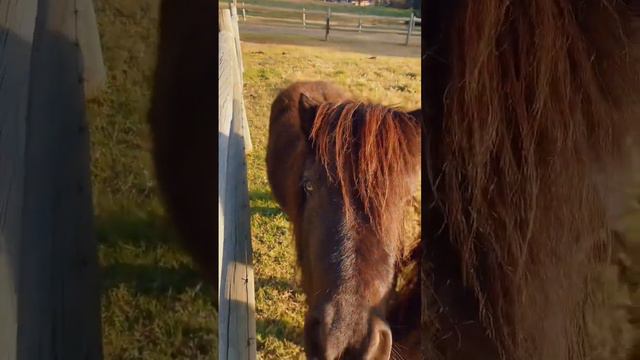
[148,0,217,288]
[424,0,640,359]
[309,101,421,259]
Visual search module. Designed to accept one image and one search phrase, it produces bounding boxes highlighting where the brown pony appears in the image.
[147,0,217,287]
[423,1,640,359]
[266,81,422,359]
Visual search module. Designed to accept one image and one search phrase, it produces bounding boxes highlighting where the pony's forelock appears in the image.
[309,101,421,257]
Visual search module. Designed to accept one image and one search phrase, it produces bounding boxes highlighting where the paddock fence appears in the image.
[219,2,421,45]
[0,0,105,358]
[219,5,258,360]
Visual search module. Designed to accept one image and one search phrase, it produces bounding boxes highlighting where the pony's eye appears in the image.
[303,180,313,193]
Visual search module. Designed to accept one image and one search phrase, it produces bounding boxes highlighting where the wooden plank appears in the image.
[76,0,106,99]
[238,93,253,154]
[224,106,256,359]
[0,0,102,359]
[0,1,38,358]
[230,4,244,75]
[220,8,234,33]
[227,7,253,154]
[218,31,234,291]
[218,29,257,360]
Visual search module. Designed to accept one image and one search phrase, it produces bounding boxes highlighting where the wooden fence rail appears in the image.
[0,0,104,358]
[219,6,257,360]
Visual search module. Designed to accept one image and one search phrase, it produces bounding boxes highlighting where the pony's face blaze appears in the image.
[297,154,395,360]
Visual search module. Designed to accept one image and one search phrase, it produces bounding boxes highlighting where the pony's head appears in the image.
[267,82,421,359]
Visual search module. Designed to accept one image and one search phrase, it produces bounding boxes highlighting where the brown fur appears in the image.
[424,1,640,359]
[147,0,217,286]
[424,0,639,359]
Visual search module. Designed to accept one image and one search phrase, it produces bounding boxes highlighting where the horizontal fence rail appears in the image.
[218,5,257,360]
[0,0,104,358]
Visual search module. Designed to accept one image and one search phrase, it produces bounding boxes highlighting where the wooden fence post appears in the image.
[405,12,414,45]
[0,0,102,358]
[242,2,246,22]
[302,7,306,29]
[325,7,331,41]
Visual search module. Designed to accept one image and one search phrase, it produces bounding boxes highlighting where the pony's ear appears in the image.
[299,93,319,139]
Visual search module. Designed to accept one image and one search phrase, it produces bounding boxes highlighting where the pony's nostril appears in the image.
[364,316,392,360]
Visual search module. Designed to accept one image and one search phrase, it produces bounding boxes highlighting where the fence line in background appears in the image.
[222,2,421,44]
[219,6,257,360]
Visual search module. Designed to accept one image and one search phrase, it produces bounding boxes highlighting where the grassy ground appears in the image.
[89,0,217,358]
[241,41,420,358]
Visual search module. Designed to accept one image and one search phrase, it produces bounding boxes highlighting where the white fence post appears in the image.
[303,7,306,28]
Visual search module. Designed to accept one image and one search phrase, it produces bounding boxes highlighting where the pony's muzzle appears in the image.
[304,308,393,360]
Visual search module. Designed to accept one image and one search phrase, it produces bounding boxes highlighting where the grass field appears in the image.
[241,42,420,358]
[89,0,216,358]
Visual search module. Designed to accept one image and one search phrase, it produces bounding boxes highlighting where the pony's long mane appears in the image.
[433,1,640,359]
[309,102,421,256]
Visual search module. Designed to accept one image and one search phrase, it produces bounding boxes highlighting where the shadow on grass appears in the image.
[101,262,208,297]
[257,317,303,347]
[95,208,215,303]
[95,208,178,246]
[250,190,282,218]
